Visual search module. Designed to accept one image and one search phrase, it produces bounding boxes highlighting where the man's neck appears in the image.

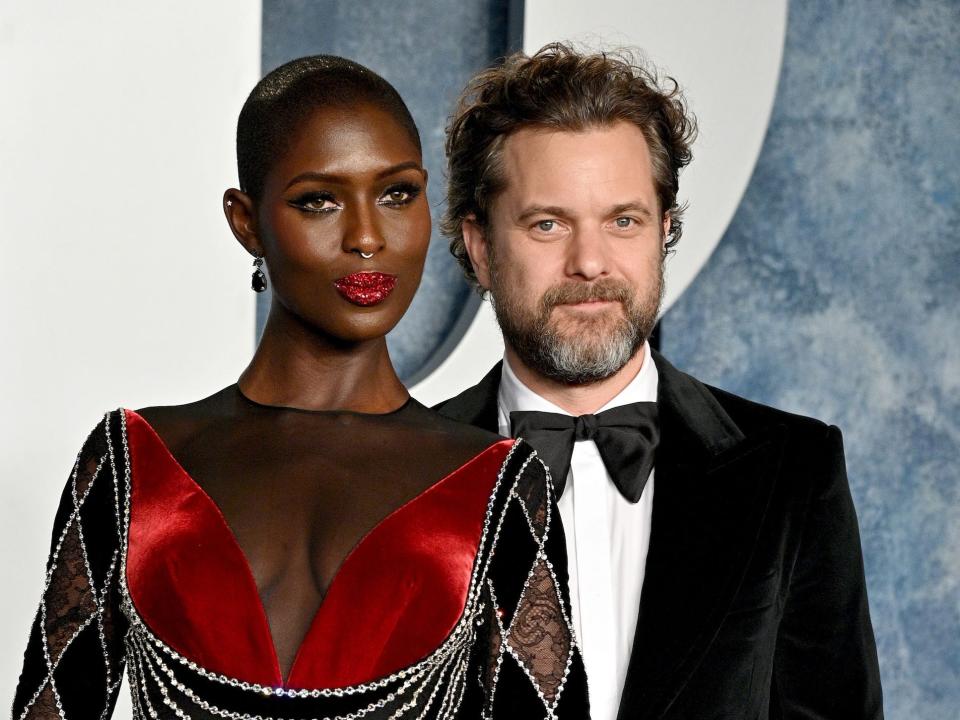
[504,345,647,416]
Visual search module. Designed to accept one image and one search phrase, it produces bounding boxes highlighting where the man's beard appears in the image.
[489,258,663,386]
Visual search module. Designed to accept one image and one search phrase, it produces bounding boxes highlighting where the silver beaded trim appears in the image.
[22,415,577,719]
[502,554,575,719]
[484,578,507,719]
[529,452,581,654]
[113,421,543,718]
[123,564,473,720]
[17,420,114,720]
[478,446,580,720]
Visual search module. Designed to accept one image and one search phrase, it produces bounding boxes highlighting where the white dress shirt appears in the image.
[497,342,658,720]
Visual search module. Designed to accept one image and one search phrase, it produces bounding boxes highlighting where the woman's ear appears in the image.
[462,215,492,290]
[223,189,261,256]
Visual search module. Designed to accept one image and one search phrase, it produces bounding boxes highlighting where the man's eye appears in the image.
[536,220,556,232]
[615,217,634,228]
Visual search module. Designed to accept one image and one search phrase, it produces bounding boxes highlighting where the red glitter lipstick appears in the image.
[333,272,397,306]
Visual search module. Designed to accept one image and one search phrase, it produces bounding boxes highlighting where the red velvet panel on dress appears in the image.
[124,409,512,689]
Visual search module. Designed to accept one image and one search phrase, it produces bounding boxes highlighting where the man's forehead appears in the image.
[502,121,650,157]
[497,122,656,204]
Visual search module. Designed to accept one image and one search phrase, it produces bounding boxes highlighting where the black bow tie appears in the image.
[510,403,659,503]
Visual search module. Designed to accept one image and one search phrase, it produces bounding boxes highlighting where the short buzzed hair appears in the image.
[237,55,421,201]
[442,43,697,288]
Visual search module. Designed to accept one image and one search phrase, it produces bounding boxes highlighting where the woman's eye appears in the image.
[291,194,339,213]
[379,183,421,207]
[384,190,410,204]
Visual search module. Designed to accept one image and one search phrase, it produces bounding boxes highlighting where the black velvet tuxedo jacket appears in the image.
[435,350,883,719]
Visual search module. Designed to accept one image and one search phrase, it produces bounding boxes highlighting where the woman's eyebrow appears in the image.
[374,160,423,179]
[285,161,424,190]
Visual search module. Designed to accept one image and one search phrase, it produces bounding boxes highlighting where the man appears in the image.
[436,44,883,719]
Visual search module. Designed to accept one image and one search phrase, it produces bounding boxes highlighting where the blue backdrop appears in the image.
[664,2,959,715]
[262,1,959,715]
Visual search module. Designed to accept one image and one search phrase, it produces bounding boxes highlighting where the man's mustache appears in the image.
[541,279,633,309]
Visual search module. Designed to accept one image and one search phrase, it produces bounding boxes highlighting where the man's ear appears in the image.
[462,215,492,290]
[662,213,672,251]
[223,188,262,257]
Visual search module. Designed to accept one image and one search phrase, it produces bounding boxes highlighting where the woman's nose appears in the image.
[341,203,386,257]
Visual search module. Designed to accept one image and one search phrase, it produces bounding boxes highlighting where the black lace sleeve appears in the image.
[13,412,129,720]
[471,441,590,718]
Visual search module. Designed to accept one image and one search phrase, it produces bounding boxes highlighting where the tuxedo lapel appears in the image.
[616,353,785,719]
[432,362,502,432]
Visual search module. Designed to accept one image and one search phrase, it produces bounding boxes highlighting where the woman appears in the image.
[12,56,588,719]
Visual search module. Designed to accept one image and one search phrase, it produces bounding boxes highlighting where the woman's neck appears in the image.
[238,304,408,413]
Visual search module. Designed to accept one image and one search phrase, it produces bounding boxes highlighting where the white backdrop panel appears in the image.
[0,2,261,714]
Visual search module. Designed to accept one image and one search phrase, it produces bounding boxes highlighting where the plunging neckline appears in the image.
[123,409,511,689]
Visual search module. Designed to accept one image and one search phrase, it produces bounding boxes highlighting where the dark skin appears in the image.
[223,102,431,413]
[214,104,432,674]
[138,101,496,681]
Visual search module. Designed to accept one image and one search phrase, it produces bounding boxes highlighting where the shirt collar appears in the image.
[497,341,659,430]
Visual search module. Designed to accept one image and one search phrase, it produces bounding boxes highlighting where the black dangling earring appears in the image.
[252,254,267,293]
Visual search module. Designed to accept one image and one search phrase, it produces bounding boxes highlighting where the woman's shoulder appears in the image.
[134,385,237,424]
[404,399,508,459]
[403,404,556,504]
[131,385,239,455]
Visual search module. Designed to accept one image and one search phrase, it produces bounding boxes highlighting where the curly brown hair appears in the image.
[442,42,697,288]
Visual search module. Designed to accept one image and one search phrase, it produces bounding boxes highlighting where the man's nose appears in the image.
[341,202,386,257]
[564,226,610,280]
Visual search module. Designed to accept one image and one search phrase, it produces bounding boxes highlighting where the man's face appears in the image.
[464,121,668,385]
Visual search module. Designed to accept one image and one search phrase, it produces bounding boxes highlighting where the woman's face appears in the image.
[241,103,430,343]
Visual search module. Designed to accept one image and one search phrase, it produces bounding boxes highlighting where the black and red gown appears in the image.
[13,387,589,719]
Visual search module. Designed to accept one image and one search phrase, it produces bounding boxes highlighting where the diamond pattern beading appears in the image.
[14,416,582,719]
[44,520,97,664]
[23,684,59,720]
[505,560,572,704]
